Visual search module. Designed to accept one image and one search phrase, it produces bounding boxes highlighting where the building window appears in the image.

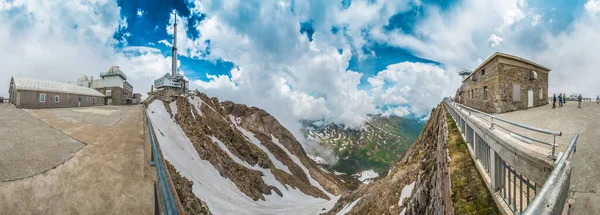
[39,93,46,102]
[106,90,112,97]
[484,86,488,100]
[513,84,521,102]
[55,95,60,102]
[539,87,543,99]
[481,69,486,75]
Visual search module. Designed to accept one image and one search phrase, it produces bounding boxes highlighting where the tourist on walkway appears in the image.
[564,93,567,104]
[553,94,556,108]
[578,94,583,108]
[558,93,563,107]
[596,95,599,104]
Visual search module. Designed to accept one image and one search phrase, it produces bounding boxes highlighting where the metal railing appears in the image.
[147,115,180,215]
[522,134,578,215]
[445,98,562,158]
[444,98,578,215]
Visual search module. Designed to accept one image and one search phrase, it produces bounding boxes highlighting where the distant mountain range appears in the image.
[301,115,424,178]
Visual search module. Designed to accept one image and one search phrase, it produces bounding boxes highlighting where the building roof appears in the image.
[463,52,551,83]
[100,66,128,80]
[13,77,105,97]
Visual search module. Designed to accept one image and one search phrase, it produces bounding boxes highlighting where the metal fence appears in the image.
[522,134,578,215]
[499,158,538,214]
[147,115,180,215]
[447,99,562,159]
[444,98,577,215]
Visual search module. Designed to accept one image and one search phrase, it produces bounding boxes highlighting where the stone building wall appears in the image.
[15,90,104,108]
[96,87,125,105]
[460,55,549,113]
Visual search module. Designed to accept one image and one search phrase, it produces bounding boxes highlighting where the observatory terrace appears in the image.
[445,99,599,215]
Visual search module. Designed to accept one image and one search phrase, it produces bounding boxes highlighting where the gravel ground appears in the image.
[0,104,83,181]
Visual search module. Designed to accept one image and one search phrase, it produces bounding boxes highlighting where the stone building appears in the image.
[8,77,105,108]
[78,66,134,105]
[457,52,550,113]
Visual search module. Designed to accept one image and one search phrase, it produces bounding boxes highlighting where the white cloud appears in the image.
[382,106,410,117]
[137,8,144,17]
[487,34,504,48]
[535,7,600,98]
[0,0,172,101]
[585,0,600,16]
[370,62,461,116]
[532,14,541,26]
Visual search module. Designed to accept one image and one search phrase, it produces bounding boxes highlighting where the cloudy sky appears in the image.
[1,0,599,132]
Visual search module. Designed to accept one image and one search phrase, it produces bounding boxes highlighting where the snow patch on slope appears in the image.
[229,115,292,175]
[336,198,361,215]
[308,154,327,165]
[354,170,379,184]
[147,100,338,214]
[187,96,204,117]
[169,101,178,116]
[271,135,335,199]
[398,181,415,207]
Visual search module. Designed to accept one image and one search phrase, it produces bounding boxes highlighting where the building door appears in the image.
[527,87,534,108]
[107,99,112,105]
[78,96,82,107]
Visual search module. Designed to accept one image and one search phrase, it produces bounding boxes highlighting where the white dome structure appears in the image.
[76,74,90,87]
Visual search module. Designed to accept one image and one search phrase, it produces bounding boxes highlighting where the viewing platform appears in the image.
[445,99,599,215]
[495,101,600,214]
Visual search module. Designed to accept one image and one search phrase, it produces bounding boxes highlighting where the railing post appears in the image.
[490,117,495,130]
[552,135,556,160]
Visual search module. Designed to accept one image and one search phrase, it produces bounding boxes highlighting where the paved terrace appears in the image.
[0,105,153,214]
[494,102,600,214]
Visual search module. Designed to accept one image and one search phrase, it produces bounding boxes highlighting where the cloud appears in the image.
[585,0,600,16]
[0,0,172,101]
[487,34,504,48]
[532,14,541,26]
[370,62,462,116]
[535,2,600,97]
[137,8,144,17]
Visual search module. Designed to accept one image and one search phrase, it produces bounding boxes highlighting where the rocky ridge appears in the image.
[325,103,454,215]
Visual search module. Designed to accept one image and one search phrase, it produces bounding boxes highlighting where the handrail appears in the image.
[147,114,180,215]
[521,134,579,215]
[444,98,562,158]
[450,99,562,136]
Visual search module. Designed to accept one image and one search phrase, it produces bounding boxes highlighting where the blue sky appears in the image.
[1,0,600,131]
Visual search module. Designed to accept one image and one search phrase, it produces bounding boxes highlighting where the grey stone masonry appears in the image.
[457,52,550,113]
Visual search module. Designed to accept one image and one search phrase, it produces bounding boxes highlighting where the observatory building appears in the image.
[77,66,134,105]
[457,52,550,113]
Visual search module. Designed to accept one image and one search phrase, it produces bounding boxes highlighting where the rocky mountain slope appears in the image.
[302,115,423,179]
[146,93,348,214]
[325,103,454,215]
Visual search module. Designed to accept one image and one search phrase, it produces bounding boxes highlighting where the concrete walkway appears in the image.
[496,102,600,214]
[0,104,83,181]
[0,105,153,214]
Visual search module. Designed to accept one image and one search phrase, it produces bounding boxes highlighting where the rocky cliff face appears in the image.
[146,92,348,214]
[325,104,454,215]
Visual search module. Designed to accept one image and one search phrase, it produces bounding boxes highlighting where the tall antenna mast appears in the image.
[171,11,178,76]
